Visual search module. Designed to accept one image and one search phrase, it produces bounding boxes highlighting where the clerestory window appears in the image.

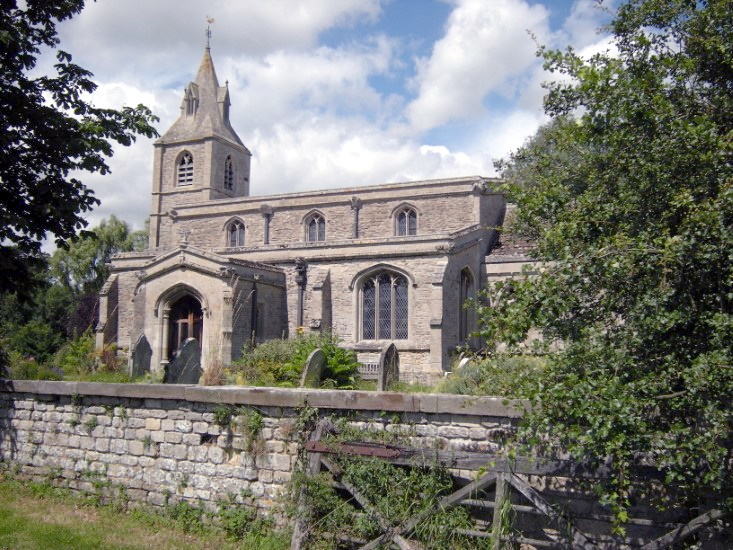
[361,271,408,340]
[396,206,417,236]
[224,156,234,191]
[306,213,326,242]
[177,152,194,186]
[228,220,245,247]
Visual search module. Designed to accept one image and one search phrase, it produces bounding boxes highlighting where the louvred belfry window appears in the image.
[224,156,234,190]
[177,152,194,186]
[361,271,408,340]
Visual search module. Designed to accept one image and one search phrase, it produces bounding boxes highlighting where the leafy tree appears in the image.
[50,215,143,296]
[0,1,158,298]
[487,0,733,524]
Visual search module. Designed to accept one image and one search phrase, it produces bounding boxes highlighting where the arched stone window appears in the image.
[306,213,326,242]
[395,206,417,236]
[227,220,245,247]
[459,267,475,342]
[224,156,234,190]
[362,271,408,340]
[177,152,194,186]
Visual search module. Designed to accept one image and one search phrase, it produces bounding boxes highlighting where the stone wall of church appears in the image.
[161,188,488,251]
[0,381,522,516]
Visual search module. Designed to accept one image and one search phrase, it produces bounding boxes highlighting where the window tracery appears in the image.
[361,271,408,340]
[306,213,326,242]
[396,206,417,236]
[227,220,245,247]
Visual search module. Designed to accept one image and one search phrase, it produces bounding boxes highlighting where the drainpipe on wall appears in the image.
[250,275,259,344]
[295,258,307,328]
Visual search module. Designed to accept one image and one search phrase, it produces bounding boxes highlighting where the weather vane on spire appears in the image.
[205,15,215,48]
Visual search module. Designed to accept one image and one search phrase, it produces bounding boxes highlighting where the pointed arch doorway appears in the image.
[168,295,203,360]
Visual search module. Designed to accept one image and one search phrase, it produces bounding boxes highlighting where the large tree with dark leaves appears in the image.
[486,0,733,527]
[0,0,157,300]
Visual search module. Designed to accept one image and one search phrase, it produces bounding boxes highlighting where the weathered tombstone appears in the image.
[457,356,472,371]
[300,348,326,388]
[164,338,202,384]
[129,333,152,378]
[377,343,399,391]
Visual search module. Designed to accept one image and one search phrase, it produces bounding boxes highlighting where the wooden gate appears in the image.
[291,422,726,549]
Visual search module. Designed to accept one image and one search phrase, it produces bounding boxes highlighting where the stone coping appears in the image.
[0,380,527,418]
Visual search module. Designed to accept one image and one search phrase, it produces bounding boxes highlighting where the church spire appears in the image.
[156,31,242,147]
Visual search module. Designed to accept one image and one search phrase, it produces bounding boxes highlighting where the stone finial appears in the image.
[350,196,362,210]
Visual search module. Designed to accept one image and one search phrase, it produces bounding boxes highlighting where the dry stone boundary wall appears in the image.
[0,380,523,514]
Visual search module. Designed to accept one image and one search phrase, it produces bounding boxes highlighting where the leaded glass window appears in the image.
[362,280,376,339]
[177,152,194,186]
[361,271,408,340]
[396,207,417,236]
[228,220,245,247]
[307,214,326,242]
[459,268,475,341]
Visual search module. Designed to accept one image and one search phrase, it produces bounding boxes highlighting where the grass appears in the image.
[0,475,288,550]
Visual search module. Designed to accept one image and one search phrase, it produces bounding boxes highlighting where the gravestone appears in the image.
[377,343,399,391]
[300,348,326,388]
[457,356,472,370]
[129,333,152,377]
[164,338,202,384]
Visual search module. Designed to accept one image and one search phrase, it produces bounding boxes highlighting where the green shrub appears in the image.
[54,333,96,377]
[216,492,256,539]
[8,351,62,381]
[438,354,546,398]
[229,332,360,389]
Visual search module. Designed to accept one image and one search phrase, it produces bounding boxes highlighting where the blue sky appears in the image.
[50,0,614,231]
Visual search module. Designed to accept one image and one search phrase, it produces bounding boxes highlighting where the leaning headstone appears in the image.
[164,338,202,384]
[457,356,472,371]
[300,348,326,388]
[129,333,152,378]
[377,343,399,391]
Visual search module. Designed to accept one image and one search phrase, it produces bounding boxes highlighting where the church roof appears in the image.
[157,47,245,148]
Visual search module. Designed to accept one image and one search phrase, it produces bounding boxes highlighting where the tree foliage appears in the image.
[488,0,733,522]
[0,216,145,363]
[50,215,147,296]
[0,0,158,297]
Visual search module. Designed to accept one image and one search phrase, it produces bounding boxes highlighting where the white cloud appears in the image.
[57,0,387,86]
[405,0,549,132]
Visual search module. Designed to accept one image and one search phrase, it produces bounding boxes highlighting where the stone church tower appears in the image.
[149,45,251,249]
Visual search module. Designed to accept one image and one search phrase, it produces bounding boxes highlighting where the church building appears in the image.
[96,45,523,382]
